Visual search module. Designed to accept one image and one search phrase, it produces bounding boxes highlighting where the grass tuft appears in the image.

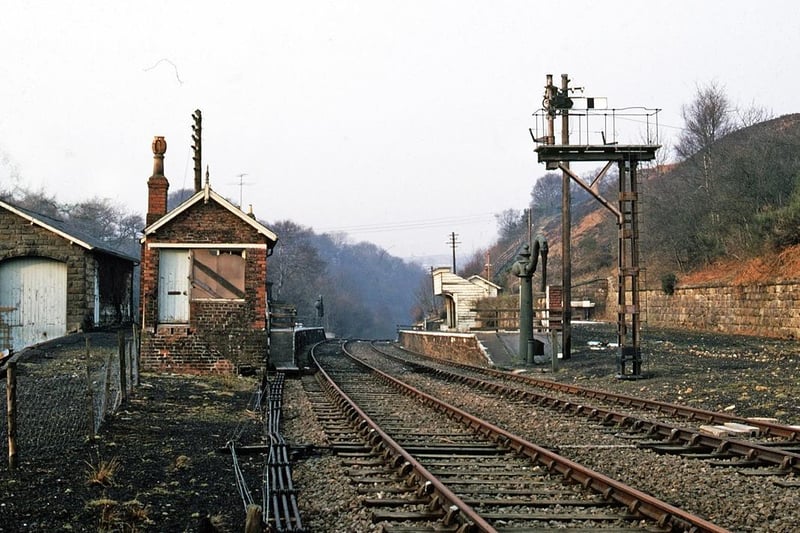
[173,454,191,470]
[85,456,122,487]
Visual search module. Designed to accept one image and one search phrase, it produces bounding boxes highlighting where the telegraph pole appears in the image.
[447,232,460,273]
[543,73,573,360]
[191,109,202,193]
[560,73,572,359]
[526,208,532,246]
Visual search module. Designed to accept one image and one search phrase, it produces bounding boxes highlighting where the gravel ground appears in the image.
[283,376,378,532]
[1,324,798,532]
[565,322,800,421]
[350,340,800,532]
[284,324,800,532]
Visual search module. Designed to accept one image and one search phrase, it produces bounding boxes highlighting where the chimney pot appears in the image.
[147,136,170,226]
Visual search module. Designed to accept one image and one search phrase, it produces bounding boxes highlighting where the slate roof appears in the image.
[0,198,139,263]
[142,183,278,244]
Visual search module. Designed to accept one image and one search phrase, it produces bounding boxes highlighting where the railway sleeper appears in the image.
[357,485,418,495]
[345,466,395,476]
[330,443,372,453]
[371,509,445,523]
[635,442,709,455]
[462,494,610,506]
[476,511,641,522]
[733,467,791,476]
[362,497,433,507]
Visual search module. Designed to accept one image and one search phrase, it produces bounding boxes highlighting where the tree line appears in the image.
[0,187,143,258]
[5,81,797,334]
[0,185,427,338]
[643,83,799,277]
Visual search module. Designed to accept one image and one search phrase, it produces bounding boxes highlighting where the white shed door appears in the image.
[0,257,67,351]
[158,250,191,323]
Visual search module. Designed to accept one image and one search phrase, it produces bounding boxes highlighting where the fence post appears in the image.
[102,349,113,420]
[132,323,140,386]
[85,337,95,439]
[7,361,18,470]
[118,330,127,405]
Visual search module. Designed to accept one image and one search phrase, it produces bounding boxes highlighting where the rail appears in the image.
[314,340,726,532]
[312,345,495,532]
[376,342,800,474]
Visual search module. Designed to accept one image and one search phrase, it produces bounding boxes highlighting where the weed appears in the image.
[87,497,150,532]
[173,454,191,470]
[85,456,122,487]
[121,499,151,526]
[87,498,120,531]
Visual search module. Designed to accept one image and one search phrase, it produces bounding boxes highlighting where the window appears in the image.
[191,249,245,300]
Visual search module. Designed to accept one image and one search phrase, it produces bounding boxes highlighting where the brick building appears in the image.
[0,199,137,351]
[139,136,278,374]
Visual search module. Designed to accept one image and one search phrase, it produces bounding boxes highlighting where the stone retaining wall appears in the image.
[644,282,800,339]
[398,330,489,366]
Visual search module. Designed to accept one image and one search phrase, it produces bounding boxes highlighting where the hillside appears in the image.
[488,113,800,297]
[679,243,800,286]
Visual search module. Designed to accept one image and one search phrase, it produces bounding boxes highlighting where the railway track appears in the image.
[380,341,800,440]
[307,341,725,532]
[366,341,800,477]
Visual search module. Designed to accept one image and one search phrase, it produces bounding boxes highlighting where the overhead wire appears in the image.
[318,213,497,235]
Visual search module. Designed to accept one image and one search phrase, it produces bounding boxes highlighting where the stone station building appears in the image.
[0,199,137,351]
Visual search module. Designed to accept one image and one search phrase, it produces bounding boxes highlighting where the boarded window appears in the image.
[191,249,246,299]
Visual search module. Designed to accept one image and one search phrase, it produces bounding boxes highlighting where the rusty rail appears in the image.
[312,346,495,532]
[375,342,800,474]
[316,340,727,532]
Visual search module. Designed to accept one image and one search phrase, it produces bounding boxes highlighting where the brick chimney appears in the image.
[146,136,169,226]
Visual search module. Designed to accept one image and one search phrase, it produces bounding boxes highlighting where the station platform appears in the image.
[474,331,558,368]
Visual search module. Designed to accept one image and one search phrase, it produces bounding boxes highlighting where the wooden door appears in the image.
[0,257,67,350]
[158,250,191,323]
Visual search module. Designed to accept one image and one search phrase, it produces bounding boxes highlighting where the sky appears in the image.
[1,1,798,264]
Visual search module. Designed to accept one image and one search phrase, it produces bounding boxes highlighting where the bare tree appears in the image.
[68,197,127,240]
[675,81,736,162]
[735,100,773,128]
[673,82,739,251]
[530,172,561,217]
[267,220,326,311]
[167,188,196,210]
[460,247,488,278]
[494,208,525,244]
[410,274,438,323]
[7,187,62,218]
[0,147,21,193]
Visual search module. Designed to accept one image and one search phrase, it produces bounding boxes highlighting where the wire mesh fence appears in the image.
[1,329,139,469]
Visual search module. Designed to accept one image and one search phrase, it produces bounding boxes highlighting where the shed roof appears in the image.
[467,274,502,290]
[142,184,278,244]
[0,198,139,263]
